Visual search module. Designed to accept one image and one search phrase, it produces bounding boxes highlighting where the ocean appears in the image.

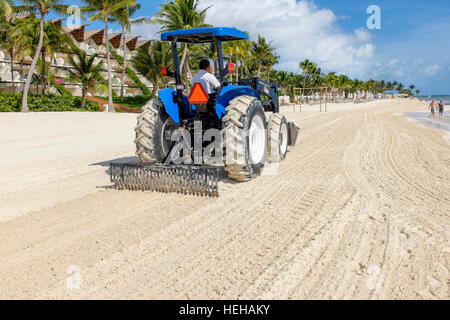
[423,95,450,104]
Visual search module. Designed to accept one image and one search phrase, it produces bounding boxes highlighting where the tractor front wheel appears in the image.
[268,113,289,162]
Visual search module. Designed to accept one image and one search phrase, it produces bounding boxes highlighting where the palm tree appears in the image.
[43,22,74,94]
[196,42,217,71]
[81,0,136,112]
[351,78,364,99]
[252,35,277,77]
[16,0,69,112]
[110,3,149,102]
[222,41,235,81]
[0,5,20,91]
[274,70,289,94]
[132,41,172,99]
[66,45,107,109]
[299,59,318,89]
[416,89,421,97]
[385,81,393,93]
[408,84,416,96]
[0,0,12,15]
[325,72,337,91]
[378,80,386,94]
[235,38,251,81]
[336,74,350,97]
[153,0,210,78]
[12,17,73,94]
[12,16,41,90]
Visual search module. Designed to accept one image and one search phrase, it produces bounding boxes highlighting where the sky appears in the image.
[53,0,450,95]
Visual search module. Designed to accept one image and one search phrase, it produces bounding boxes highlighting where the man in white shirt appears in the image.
[192,59,221,95]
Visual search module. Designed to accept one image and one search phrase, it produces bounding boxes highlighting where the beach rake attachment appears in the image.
[110,163,220,197]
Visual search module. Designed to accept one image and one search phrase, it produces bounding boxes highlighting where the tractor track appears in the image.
[0,100,448,299]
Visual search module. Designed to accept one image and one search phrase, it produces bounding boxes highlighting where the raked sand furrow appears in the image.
[0,100,448,300]
[39,109,360,299]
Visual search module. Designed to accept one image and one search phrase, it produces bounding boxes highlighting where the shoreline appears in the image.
[402,110,450,142]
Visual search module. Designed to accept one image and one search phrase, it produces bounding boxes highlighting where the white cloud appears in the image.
[130,19,161,40]
[354,28,372,42]
[373,59,407,78]
[424,64,441,77]
[200,0,376,77]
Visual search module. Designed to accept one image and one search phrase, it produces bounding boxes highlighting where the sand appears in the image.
[0,99,448,300]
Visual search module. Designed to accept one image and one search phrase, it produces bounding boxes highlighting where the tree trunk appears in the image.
[180,43,188,74]
[104,19,115,112]
[185,60,192,87]
[42,50,46,95]
[81,86,86,109]
[47,58,52,91]
[22,14,45,112]
[151,80,158,99]
[120,25,126,103]
[10,51,15,92]
[20,60,24,92]
[235,54,239,82]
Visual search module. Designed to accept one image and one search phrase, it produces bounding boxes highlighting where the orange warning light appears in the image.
[228,63,235,74]
[188,83,209,105]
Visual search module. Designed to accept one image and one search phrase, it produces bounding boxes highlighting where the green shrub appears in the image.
[0,93,101,112]
[114,95,151,109]
[96,95,151,109]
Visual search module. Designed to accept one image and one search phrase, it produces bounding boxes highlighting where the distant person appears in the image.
[192,59,221,95]
[438,100,445,118]
[429,100,437,118]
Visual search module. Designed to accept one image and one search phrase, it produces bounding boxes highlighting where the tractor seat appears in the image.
[207,93,217,109]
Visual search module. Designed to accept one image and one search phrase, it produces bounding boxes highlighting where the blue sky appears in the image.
[52,0,449,95]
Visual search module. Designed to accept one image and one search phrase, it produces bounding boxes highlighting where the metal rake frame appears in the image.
[110,162,220,197]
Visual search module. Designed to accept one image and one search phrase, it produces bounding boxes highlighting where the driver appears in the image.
[192,59,221,94]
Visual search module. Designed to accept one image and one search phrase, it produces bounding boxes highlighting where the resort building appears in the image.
[0,19,154,97]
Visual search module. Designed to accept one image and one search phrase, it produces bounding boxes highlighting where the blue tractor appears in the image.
[111,27,299,196]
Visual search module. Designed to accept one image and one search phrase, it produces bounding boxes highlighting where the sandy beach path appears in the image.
[0,100,448,299]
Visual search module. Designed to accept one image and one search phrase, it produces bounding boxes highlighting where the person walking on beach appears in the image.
[429,100,437,118]
[438,100,445,118]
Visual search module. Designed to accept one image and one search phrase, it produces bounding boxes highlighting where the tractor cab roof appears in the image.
[161,27,249,43]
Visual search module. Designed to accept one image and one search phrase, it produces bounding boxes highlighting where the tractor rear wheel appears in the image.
[222,95,268,182]
[135,99,179,163]
[268,113,289,162]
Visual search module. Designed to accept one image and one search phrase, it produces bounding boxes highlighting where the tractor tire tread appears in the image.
[268,113,288,163]
[134,99,164,163]
[222,95,267,182]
